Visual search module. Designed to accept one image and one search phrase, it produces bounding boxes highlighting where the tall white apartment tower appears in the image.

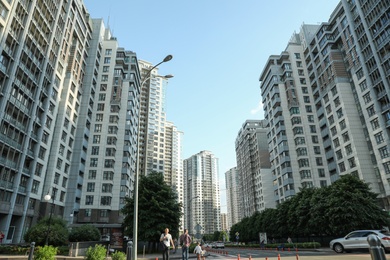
[235,120,274,217]
[164,121,184,231]
[225,167,240,230]
[183,150,221,236]
[0,0,93,243]
[74,19,140,243]
[259,0,390,207]
[137,60,170,176]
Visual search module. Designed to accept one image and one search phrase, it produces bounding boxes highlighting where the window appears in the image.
[100,84,107,91]
[318,169,325,177]
[336,108,343,119]
[87,183,95,192]
[62,177,67,188]
[345,144,353,155]
[348,157,357,168]
[328,115,334,125]
[305,105,312,112]
[100,209,108,217]
[359,80,367,91]
[379,146,389,159]
[32,180,40,194]
[102,184,113,193]
[298,158,309,167]
[97,103,105,111]
[336,149,343,160]
[93,135,101,144]
[314,146,321,154]
[90,158,98,167]
[94,124,102,132]
[334,138,340,147]
[99,93,106,101]
[384,162,390,174]
[371,118,380,130]
[56,159,62,170]
[91,146,99,155]
[100,196,112,206]
[334,97,340,107]
[85,195,94,205]
[88,170,97,179]
[105,49,112,55]
[331,126,337,136]
[339,162,346,172]
[294,53,301,59]
[367,105,375,117]
[342,132,350,142]
[310,125,316,133]
[96,114,103,121]
[340,120,346,130]
[311,136,319,143]
[307,115,314,122]
[103,66,109,72]
[104,57,111,64]
[363,93,371,104]
[316,157,323,166]
[85,209,91,217]
[101,75,108,82]
[375,132,384,144]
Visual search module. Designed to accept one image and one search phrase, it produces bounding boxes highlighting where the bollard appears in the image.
[249,254,252,260]
[296,253,299,260]
[277,253,281,260]
[126,241,133,260]
[27,242,35,260]
[237,254,240,260]
[367,234,386,260]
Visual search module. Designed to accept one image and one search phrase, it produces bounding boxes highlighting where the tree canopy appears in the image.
[122,171,182,242]
[69,224,101,242]
[230,175,390,242]
[24,217,69,246]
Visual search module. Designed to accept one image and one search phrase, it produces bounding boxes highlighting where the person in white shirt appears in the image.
[160,228,175,260]
[193,242,202,260]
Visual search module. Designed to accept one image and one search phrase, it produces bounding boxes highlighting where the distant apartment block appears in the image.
[225,167,240,230]
[235,120,274,217]
[183,150,221,236]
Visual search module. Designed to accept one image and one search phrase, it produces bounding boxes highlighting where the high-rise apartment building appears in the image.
[225,167,240,230]
[183,150,221,236]
[164,121,184,230]
[74,19,140,245]
[137,60,171,176]
[220,213,228,232]
[235,120,274,217]
[259,0,390,207]
[0,0,93,243]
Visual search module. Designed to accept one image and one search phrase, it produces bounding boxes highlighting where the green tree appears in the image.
[325,174,389,236]
[69,224,100,242]
[122,172,182,250]
[24,217,68,246]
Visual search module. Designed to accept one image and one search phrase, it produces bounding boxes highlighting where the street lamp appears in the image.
[44,194,54,245]
[132,55,173,260]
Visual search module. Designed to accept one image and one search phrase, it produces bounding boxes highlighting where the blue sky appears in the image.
[83,0,341,212]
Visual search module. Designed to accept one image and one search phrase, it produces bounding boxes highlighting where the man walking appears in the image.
[179,229,192,260]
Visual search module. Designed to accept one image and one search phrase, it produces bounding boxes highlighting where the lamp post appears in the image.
[132,55,173,260]
[44,194,54,245]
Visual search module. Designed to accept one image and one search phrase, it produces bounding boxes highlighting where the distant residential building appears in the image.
[164,121,184,231]
[259,0,390,207]
[235,120,274,218]
[137,60,171,176]
[183,151,221,236]
[220,213,228,231]
[225,167,240,229]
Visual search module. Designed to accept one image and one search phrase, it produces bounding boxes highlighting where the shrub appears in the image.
[84,244,107,260]
[111,250,126,260]
[69,224,101,242]
[34,245,57,260]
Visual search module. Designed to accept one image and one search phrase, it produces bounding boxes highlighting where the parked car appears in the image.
[330,230,390,253]
[215,241,225,249]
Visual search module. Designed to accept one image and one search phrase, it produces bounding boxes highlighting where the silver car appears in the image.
[330,230,390,253]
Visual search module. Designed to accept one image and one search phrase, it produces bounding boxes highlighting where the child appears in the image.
[193,242,202,260]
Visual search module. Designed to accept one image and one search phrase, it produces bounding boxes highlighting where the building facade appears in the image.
[259,0,390,207]
[183,150,221,237]
[74,19,141,245]
[0,0,94,243]
[235,120,274,217]
[225,167,240,230]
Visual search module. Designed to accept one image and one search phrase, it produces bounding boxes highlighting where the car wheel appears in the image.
[333,243,344,253]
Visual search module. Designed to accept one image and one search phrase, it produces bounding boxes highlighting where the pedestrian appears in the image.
[287,237,292,244]
[160,228,175,260]
[193,242,202,260]
[0,231,4,244]
[179,228,192,260]
[260,239,265,249]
